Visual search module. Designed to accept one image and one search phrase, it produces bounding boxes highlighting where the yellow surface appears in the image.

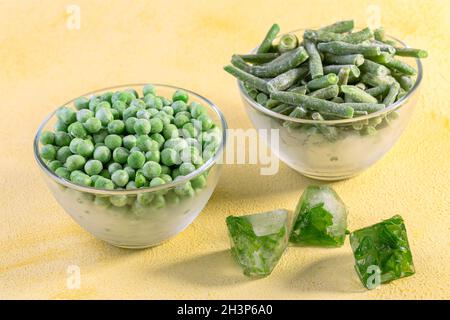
[1,0,449,299]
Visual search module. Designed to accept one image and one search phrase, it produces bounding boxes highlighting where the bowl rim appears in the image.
[33,83,228,195]
[238,28,423,125]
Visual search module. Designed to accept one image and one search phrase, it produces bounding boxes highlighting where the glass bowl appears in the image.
[238,29,422,180]
[34,84,227,249]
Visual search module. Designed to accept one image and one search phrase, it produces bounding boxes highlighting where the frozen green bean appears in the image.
[270,91,354,118]
[365,84,390,97]
[382,81,401,105]
[323,64,360,78]
[223,65,269,93]
[278,33,299,53]
[232,46,309,78]
[267,66,308,92]
[319,20,354,33]
[308,84,339,100]
[323,53,364,66]
[341,85,378,103]
[394,47,428,58]
[304,39,323,79]
[311,112,338,141]
[307,27,373,44]
[257,23,280,54]
[239,53,280,64]
[359,59,390,76]
[306,73,339,91]
[317,41,381,57]
[338,67,350,86]
[342,102,385,113]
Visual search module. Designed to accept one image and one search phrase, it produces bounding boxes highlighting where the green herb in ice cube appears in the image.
[290,185,348,247]
[350,215,415,289]
[226,209,289,277]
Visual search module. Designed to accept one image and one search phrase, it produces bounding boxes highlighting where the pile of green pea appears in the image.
[39,85,221,206]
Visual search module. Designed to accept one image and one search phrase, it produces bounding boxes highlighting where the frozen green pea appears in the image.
[107,120,125,134]
[136,135,158,152]
[124,166,136,180]
[48,160,62,172]
[127,151,146,169]
[113,147,129,164]
[160,174,172,183]
[84,159,103,176]
[88,97,100,112]
[150,133,165,148]
[76,139,94,157]
[76,109,93,123]
[104,134,122,150]
[55,167,70,179]
[65,154,86,171]
[111,169,129,187]
[191,174,207,189]
[162,106,174,116]
[179,162,196,176]
[134,118,151,135]
[54,132,71,147]
[110,195,128,207]
[74,97,89,110]
[70,172,92,187]
[93,146,111,164]
[190,103,206,118]
[94,101,111,113]
[112,100,126,116]
[174,180,194,197]
[57,107,76,125]
[56,146,72,162]
[125,117,137,134]
[151,194,166,209]
[142,161,162,179]
[164,138,188,152]
[83,117,102,134]
[135,172,148,188]
[122,106,138,120]
[161,165,171,175]
[54,120,68,132]
[126,181,137,190]
[143,84,156,96]
[161,148,179,166]
[171,100,188,114]
[136,109,150,120]
[137,192,154,206]
[95,107,113,126]
[40,144,56,161]
[145,150,160,162]
[99,168,111,179]
[174,114,190,128]
[149,177,165,187]
[68,122,87,139]
[172,89,189,103]
[40,131,55,145]
[129,146,141,153]
[130,99,146,110]
[123,135,137,150]
[145,95,163,110]
[148,118,163,134]
[94,177,114,190]
[108,162,122,175]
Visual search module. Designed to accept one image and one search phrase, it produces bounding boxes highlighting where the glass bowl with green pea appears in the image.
[34,84,227,249]
[230,23,424,180]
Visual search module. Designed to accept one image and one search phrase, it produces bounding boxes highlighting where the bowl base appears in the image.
[299,171,361,181]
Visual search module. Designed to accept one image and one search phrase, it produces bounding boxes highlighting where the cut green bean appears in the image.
[319,20,354,33]
[317,41,381,57]
[288,85,308,95]
[271,104,294,115]
[383,58,417,76]
[311,112,338,141]
[267,66,308,92]
[371,40,396,54]
[323,64,360,78]
[394,47,428,58]
[341,85,378,103]
[338,67,350,86]
[266,99,282,109]
[307,27,373,44]
[323,53,364,66]
[360,125,377,136]
[365,84,390,97]
[283,107,308,129]
[308,84,339,99]
[367,51,393,64]
[306,73,339,91]
[257,23,280,54]
[232,46,309,78]
[270,91,354,118]
[305,39,323,79]
[331,96,344,103]
[392,73,415,91]
[223,65,269,93]
[340,102,385,113]
[355,82,366,90]
[361,73,394,87]
[373,27,385,42]
[382,81,400,105]
[239,53,280,64]
[278,33,299,53]
[256,92,268,105]
[359,59,390,76]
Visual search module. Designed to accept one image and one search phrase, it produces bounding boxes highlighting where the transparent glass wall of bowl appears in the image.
[36,84,225,248]
[41,165,221,248]
[242,92,419,181]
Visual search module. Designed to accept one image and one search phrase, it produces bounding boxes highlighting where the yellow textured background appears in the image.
[0,0,449,299]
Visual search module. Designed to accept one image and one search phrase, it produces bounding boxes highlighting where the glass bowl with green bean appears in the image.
[34,84,227,248]
[225,21,426,180]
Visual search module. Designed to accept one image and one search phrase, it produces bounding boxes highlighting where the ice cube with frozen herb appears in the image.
[289,185,348,247]
[350,215,415,289]
[226,209,289,277]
